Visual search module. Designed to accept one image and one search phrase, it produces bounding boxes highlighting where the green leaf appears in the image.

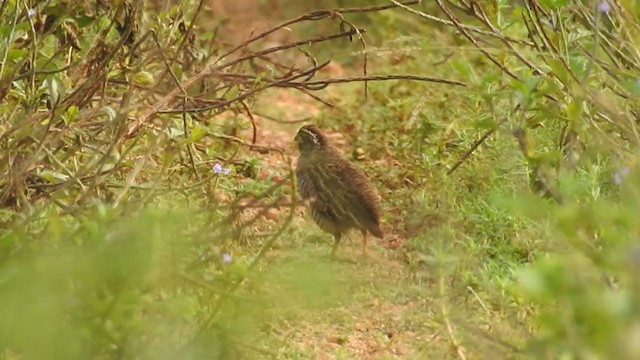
[102,106,117,121]
[6,49,29,62]
[568,52,588,77]
[565,100,583,122]
[187,126,208,143]
[108,69,123,79]
[449,58,473,82]
[133,71,155,86]
[547,59,569,85]
[63,106,79,125]
[167,127,184,139]
[472,114,497,130]
[45,3,68,17]
[9,80,27,102]
[621,78,640,97]
[539,0,569,10]
[36,56,62,72]
[75,15,95,28]
[45,76,65,106]
[200,31,215,41]
[479,71,501,87]
[537,78,562,97]
[254,72,264,85]
[38,170,69,182]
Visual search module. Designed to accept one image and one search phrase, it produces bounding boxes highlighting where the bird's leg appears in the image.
[361,230,368,260]
[330,233,342,258]
[326,233,356,264]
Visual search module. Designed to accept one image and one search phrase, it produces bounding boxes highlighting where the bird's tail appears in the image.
[369,223,384,239]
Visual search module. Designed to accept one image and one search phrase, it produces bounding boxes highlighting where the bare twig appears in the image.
[390,0,535,47]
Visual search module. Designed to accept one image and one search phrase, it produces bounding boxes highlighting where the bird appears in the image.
[294,125,384,260]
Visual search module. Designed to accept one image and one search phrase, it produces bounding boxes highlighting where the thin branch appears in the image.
[389,0,535,47]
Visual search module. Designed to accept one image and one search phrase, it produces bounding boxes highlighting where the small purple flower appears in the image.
[222,253,232,264]
[212,162,231,175]
[613,167,630,185]
[27,8,36,18]
[597,1,610,13]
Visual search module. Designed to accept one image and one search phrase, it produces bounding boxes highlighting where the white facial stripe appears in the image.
[300,128,320,145]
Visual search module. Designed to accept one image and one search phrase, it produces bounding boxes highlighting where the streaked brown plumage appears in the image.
[294,125,383,259]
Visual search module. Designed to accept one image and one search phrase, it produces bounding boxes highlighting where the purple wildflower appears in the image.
[597,1,610,13]
[613,167,630,185]
[27,8,36,18]
[222,253,232,264]
[212,162,231,175]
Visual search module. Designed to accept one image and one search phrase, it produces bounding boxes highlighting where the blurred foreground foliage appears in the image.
[0,204,338,359]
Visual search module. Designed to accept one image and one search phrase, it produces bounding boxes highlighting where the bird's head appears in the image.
[294,125,329,154]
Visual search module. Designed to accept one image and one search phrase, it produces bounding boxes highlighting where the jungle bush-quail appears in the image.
[294,125,384,259]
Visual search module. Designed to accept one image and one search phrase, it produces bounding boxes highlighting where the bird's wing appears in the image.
[296,167,316,200]
[309,158,380,228]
